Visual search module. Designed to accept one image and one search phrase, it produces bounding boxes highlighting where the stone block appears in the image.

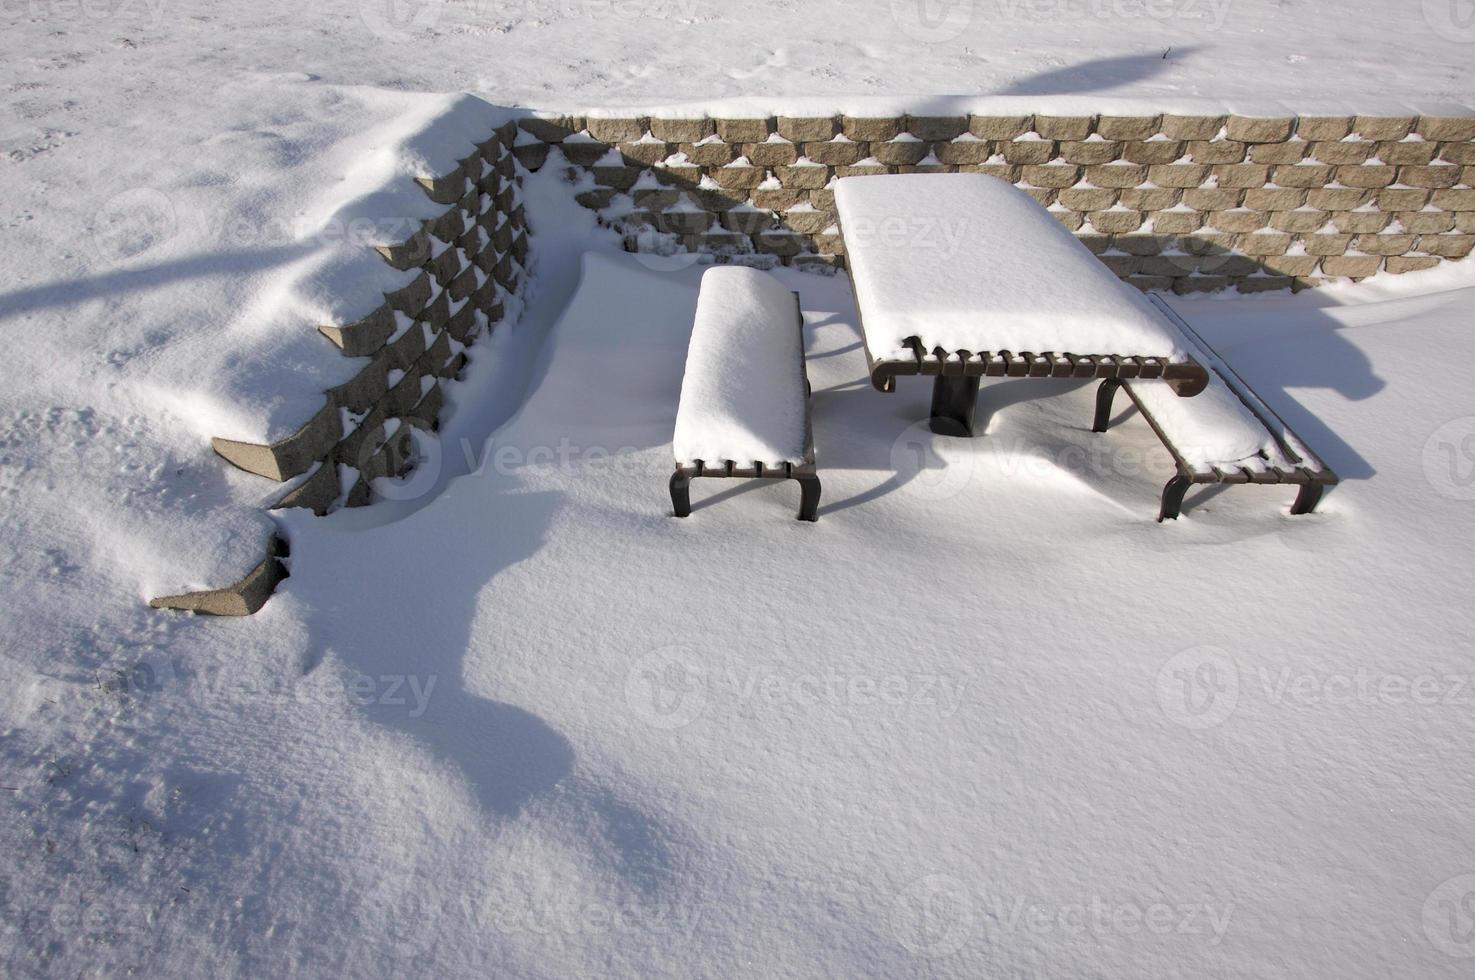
[1417,115,1475,142]
[932,139,995,165]
[649,118,714,142]
[1236,231,1293,255]
[751,188,807,210]
[1124,274,1175,292]
[1377,140,1439,166]
[1302,233,1354,256]
[775,164,832,189]
[1051,209,1084,232]
[1244,187,1308,210]
[1307,186,1372,210]
[1096,253,1140,276]
[1059,140,1120,166]
[1259,254,1320,276]
[1021,164,1081,189]
[907,115,970,140]
[1352,233,1416,255]
[1087,210,1143,234]
[713,164,766,189]
[1204,209,1268,233]
[586,117,644,142]
[1121,140,1185,165]
[754,230,804,256]
[1058,187,1119,212]
[1117,187,1180,211]
[518,116,583,142]
[744,140,800,167]
[715,118,771,142]
[1310,140,1376,165]
[1269,209,1329,233]
[1212,163,1271,188]
[1419,234,1475,257]
[1248,141,1309,165]
[871,140,932,166]
[681,140,736,166]
[843,116,905,141]
[1399,164,1463,189]
[1186,140,1247,164]
[1295,116,1354,141]
[957,163,1020,181]
[1225,116,1294,143]
[1385,255,1442,273]
[721,209,775,234]
[1320,255,1382,278]
[781,208,835,235]
[778,116,839,142]
[1459,213,1475,233]
[1095,115,1160,141]
[807,188,836,210]
[1111,234,1166,255]
[1432,188,1475,210]
[592,164,643,191]
[969,114,1033,140]
[1147,163,1210,188]
[1272,163,1336,188]
[1033,115,1094,140]
[836,162,890,178]
[1397,210,1457,234]
[1019,187,1056,206]
[1331,211,1392,234]
[1436,142,1475,165]
[1352,115,1415,140]
[1149,210,1202,234]
[616,141,671,166]
[1160,114,1225,141]
[803,140,867,166]
[1084,162,1149,188]
[1182,188,1243,211]
[1001,140,1054,165]
[1336,165,1397,188]
[658,209,714,235]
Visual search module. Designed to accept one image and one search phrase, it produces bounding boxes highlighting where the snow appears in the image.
[672,266,809,470]
[4,0,1475,976]
[1124,376,1292,473]
[835,173,1190,362]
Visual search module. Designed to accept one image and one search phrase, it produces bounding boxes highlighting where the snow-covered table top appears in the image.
[834,173,1205,393]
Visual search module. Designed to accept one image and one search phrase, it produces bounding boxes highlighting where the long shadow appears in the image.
[995,49,1199,95]
[289,483,574,818]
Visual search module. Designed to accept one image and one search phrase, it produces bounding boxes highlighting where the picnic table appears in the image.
[834,173,1208,435]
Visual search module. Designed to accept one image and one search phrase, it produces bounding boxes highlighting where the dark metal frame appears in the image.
[670,292,821,522]
[1091,295,1339,521]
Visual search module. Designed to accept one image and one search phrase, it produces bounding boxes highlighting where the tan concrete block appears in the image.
[716,118,772,142]
[1205,209,1269,233]
[807,188,836,210]
[835,161,890,178]
[1436,142,1475,165]
[1019,187,1056,206]
[744,140,800,167]
[1226,116,1295,143]
[957,163,1021,182]
[1111,234,1166,255]
[871,139,932,166]
[1051,209,1085,232]
[775,164,832,189]
[803,140,867,165]
[1149,210,1203,234]
[1095,115,1160,141]
[1399,164,1464,189]
[1059,140,1121,165]
[1295,116,1354,141]
[591,163,643,191]
[1121,139,1184,165]
[1084,162,1149,188]
[1259,254,1320,276]
[1457,212,1475,233]
[1433,188,1475,210]
[1419,234,1475,257]
[1118,187,1180,211]
[1096,253,1140,277]
[1244,187,1308,210]
[1352,115,1415,140]
[1124,275,1175,292]
[1396,210,1457,234]
[518,116,583,142]
[1021,164,1082,189]
[1147,163,1211,187]
[1212,163,1271,188]
[680,140,736,166]
[932,139,995,165]
[1302,233,1354,256]
[1338,165,1399,188]
[1087,209,1144,234]
[1248,141,1310,165]
[1001,140,1055,165]
[1417,116,1475,141]
[1320,255,1382,278]
[1270,209,1330,233]
[649,118,715,142]
[1033,115,1095,140]
[586,117,645,142]
[751,188,807,210]
[1385,255,1442,273]
[1182,188,1243,211]
[906,115,970,140]
[1377,140,1439,166]
[1187,140,1248,164]
[1307,186,1373,210]
[968,114,1033,140]
[1331,211,1392,234]
[1075,233,1113,254]
[616,140,672,165]
[777,116,838,142]
[843,116,905,141]
[1160,114,1226,141]
[1309,141,1376,165]
[1058,187,1120,211]
[720,208,774,234]
[1272,163,1336,188]
[713,164,766,189]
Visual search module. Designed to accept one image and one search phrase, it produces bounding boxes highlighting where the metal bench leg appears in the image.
[1092,379,1122,433]
[1159,473,1192,522]
[670,472,692,518]
[930,375,980,437]
[794,475,821,522]
[1291,482,1324,515]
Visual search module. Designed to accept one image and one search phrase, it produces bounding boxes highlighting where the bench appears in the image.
[670,266,820,522]
[1092,294,1338,521]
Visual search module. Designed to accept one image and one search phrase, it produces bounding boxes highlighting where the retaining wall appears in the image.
[511,112,1475,291]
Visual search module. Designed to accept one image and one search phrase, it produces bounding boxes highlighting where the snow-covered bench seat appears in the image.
[670,266,820,522]
[1093,294,1338,521]
[834,172,1208,435]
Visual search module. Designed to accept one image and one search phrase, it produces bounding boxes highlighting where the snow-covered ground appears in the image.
[5,161,1475,976]
[5,1,1475,976]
